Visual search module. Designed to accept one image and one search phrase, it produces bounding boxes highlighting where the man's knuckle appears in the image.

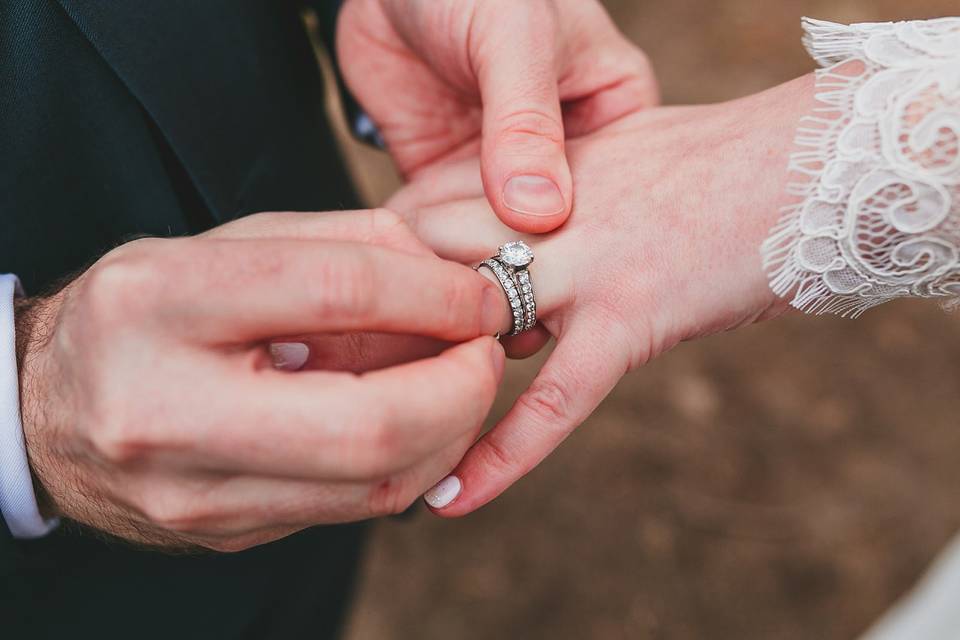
[82,252,162,323]
[89,417,150,464]
[367,476,416,517]
[370,208,421,250]
[637,50,653,73]
[356,415,402,477]
[140,491,205,533]
[308,255,377,321]
[370,207,404,230]
[496,108,565,149]
[205,538,252,553]
[441,277,483,331]
[200,525,292,553]
[628,47,654,75]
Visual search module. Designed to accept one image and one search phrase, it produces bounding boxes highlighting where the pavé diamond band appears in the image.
[475,241,537,336]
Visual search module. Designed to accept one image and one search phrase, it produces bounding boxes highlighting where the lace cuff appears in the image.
[763,17,960,316]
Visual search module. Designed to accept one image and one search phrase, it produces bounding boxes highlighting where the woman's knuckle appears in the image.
[518,376,573,425]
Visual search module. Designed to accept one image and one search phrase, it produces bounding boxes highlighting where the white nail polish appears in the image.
[270,342,309,371]
[424,476,462,509]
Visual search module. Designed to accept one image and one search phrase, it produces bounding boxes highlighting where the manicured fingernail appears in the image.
[503,175,565,216]
[270,342,309,371]
[490,340,505,380]
[424,476,462,509]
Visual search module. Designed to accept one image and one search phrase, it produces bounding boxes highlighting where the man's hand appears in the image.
[386,76,816,515]
[17,209,505,551]
[337,0,659,233]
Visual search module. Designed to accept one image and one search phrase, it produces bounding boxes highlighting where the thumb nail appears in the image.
[270,342,309,371]
[502,175,565,217]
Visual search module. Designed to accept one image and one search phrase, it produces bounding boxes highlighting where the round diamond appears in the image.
[499,241,534,268]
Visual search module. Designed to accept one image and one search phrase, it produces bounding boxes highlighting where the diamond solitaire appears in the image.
[498,241,534,268]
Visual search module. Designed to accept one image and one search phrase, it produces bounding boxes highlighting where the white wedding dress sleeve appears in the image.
[763,17,960,316]
[759,17,960,640]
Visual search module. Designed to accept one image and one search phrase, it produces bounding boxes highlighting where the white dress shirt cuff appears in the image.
[0,274,58,538]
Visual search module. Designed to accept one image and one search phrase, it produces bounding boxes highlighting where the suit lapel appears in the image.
[54,0,320,222]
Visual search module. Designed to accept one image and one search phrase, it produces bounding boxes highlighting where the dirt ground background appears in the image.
[337,2,960,639]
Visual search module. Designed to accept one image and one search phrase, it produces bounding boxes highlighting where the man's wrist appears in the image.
[12,296,59,520]
[14,297,39,372]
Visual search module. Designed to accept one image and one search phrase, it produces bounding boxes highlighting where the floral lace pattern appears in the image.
[763,17,960,316]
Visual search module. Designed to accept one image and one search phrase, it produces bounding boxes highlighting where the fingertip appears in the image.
[489,338,506,382]
[446,335,503,385]
[494,172,572,234]
[478,274,514,336]
[424,470,484,518]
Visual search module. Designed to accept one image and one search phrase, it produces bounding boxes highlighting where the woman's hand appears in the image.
[387,76,815,515]
[18,209,505,551]
[337,0,659,233]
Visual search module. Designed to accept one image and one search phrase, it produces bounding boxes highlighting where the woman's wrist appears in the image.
[751,74,818,318]
[671,74,817,329]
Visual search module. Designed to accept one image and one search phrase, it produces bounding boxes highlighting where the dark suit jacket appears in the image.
[1,1,367,637]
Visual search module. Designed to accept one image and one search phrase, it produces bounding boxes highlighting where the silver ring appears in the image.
[476,241,537,336]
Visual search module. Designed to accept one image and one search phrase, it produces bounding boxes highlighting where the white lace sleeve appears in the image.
[763,17,960,316]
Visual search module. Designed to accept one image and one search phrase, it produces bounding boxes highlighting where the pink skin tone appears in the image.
[386,75,816,515]
[14,0,662,552]
[15,2,813,551]
[17,210,506,551]
[337,0,660,234]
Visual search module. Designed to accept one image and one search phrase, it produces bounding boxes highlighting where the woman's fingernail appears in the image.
[424,476,462,509]
[502,175,565,216]
[270,342,309,371]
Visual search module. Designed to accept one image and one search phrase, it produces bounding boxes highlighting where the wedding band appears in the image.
[516,268,537,331]
[476,241,537,336]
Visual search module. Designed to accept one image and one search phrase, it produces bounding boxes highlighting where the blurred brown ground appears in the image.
[336,2,960,639]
